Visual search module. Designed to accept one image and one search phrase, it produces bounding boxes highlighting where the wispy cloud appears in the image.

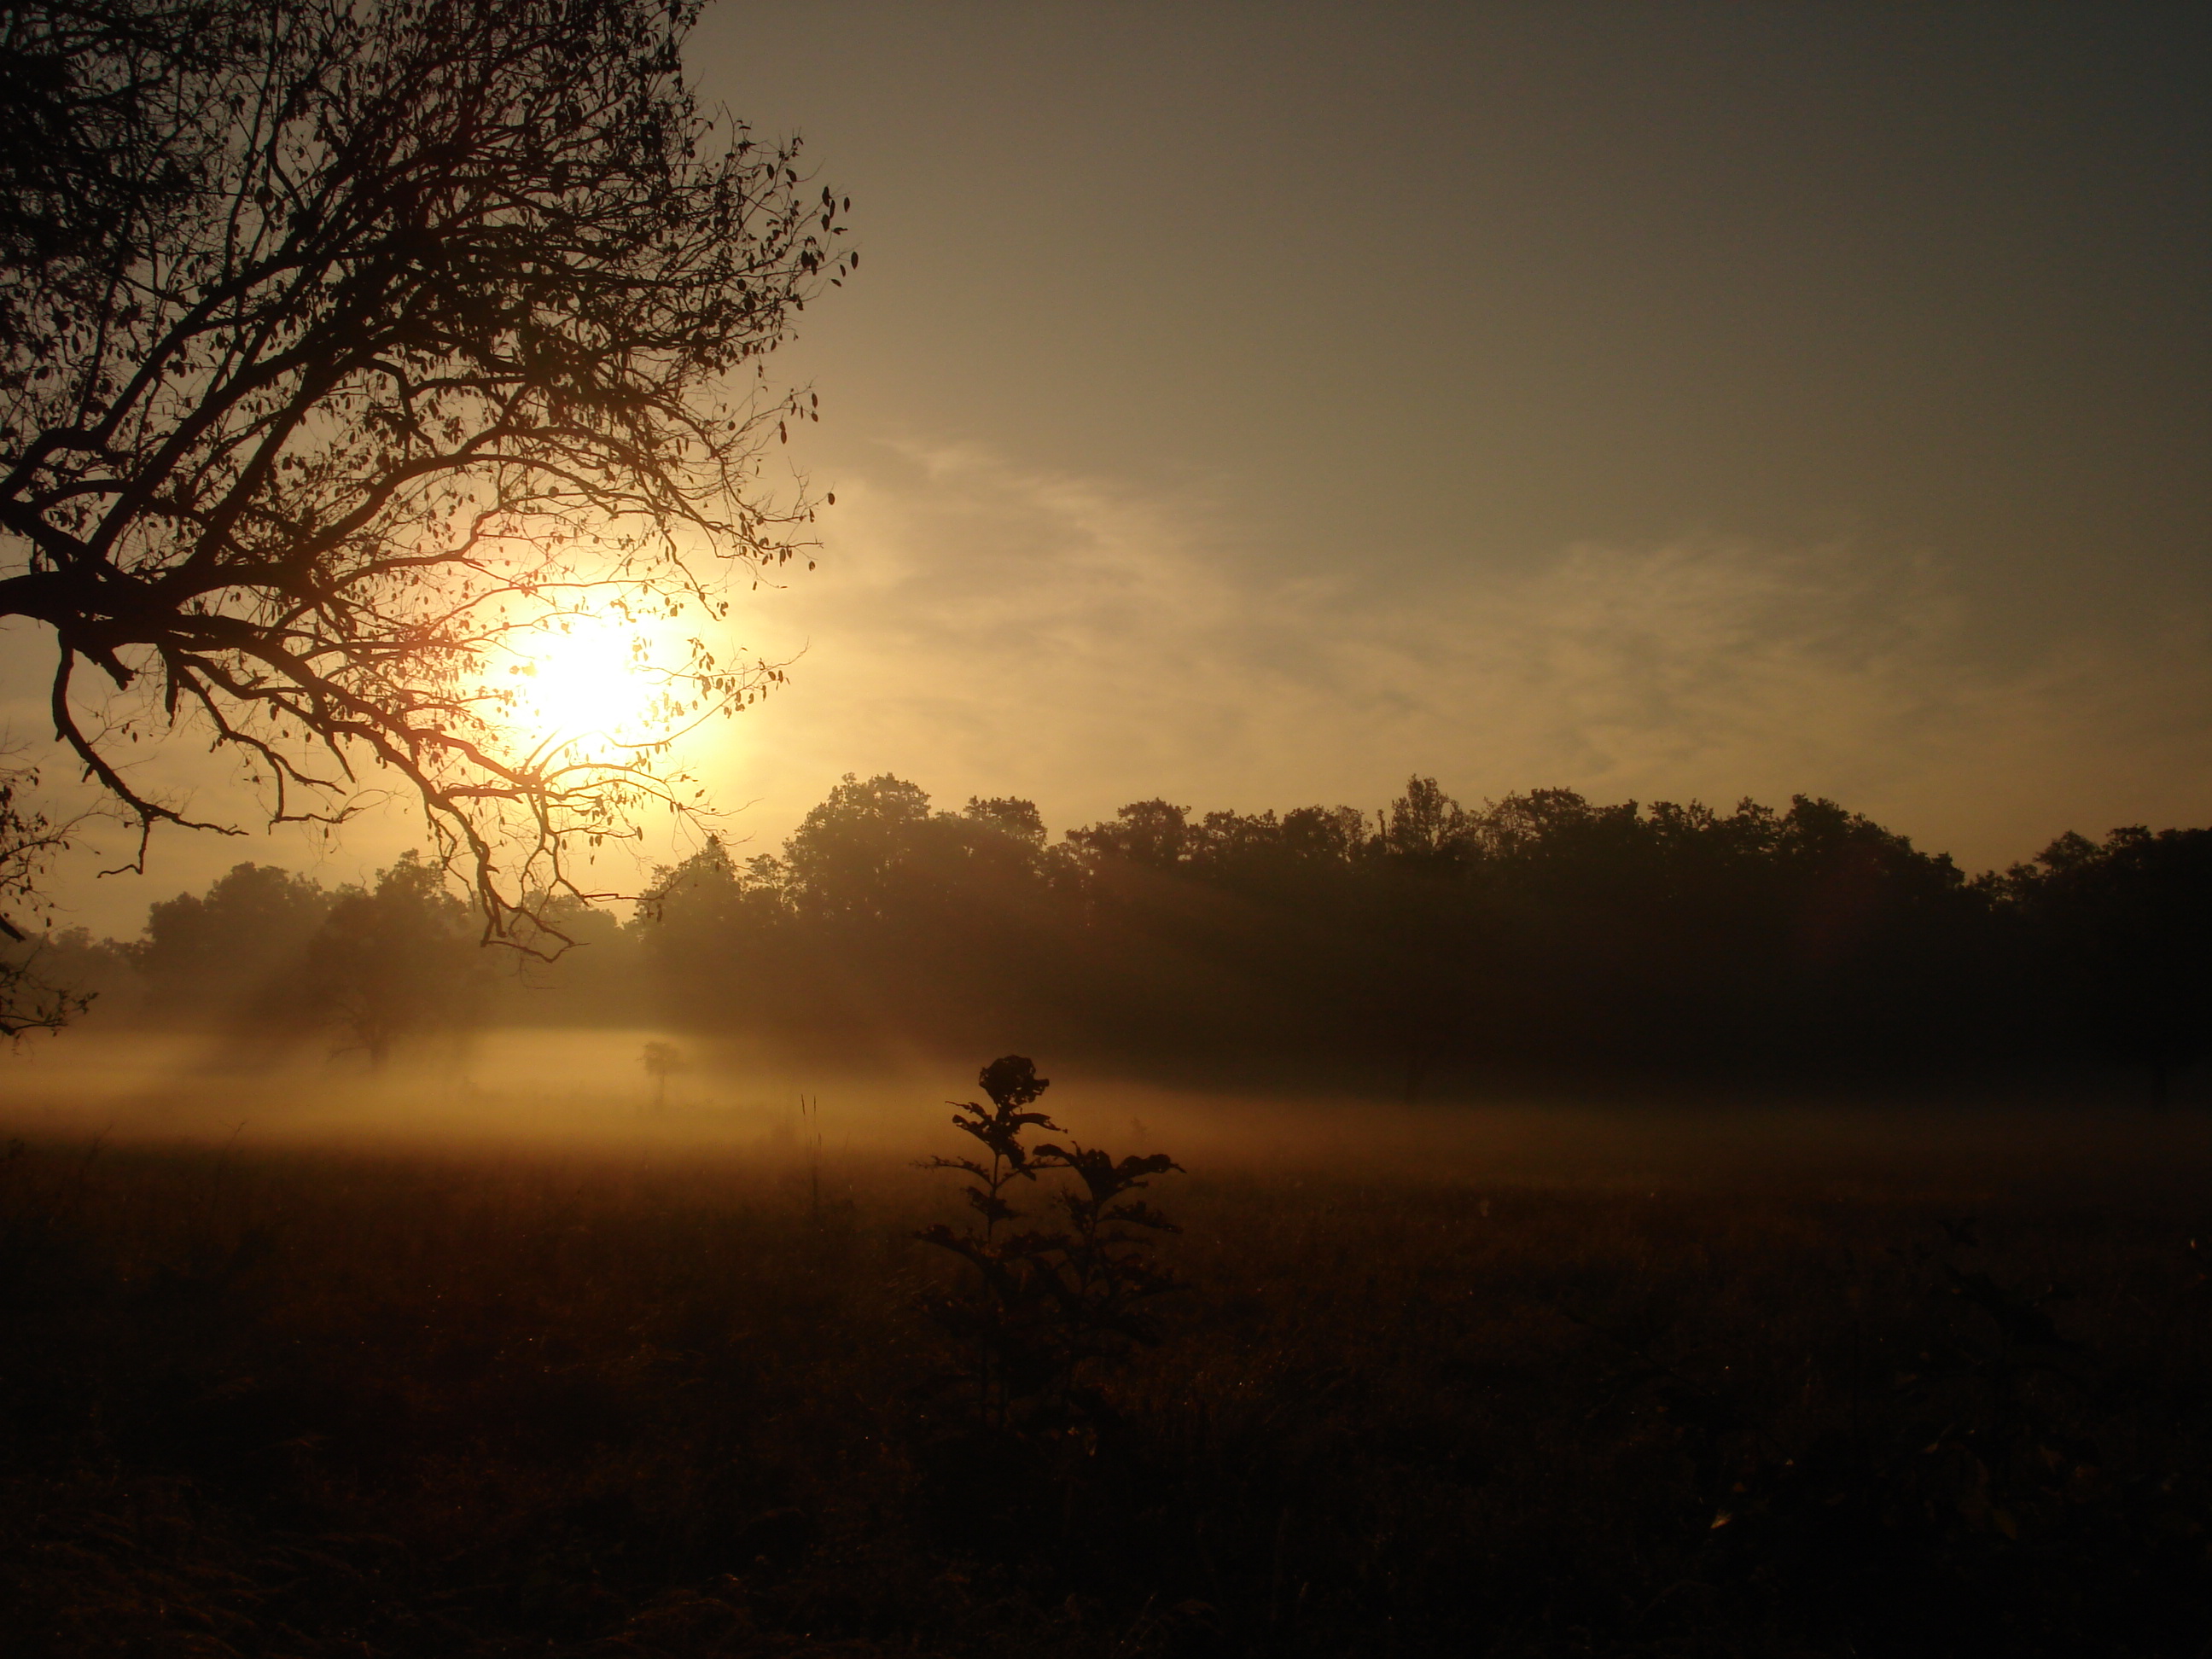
[713,443,2212,870]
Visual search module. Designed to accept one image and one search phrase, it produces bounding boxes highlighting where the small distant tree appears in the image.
[639,1039,682,1111]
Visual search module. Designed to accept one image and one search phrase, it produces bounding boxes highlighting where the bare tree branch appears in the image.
[0,0,850,993]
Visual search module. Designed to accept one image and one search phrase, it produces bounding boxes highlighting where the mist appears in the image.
[15,1021,2212,1210]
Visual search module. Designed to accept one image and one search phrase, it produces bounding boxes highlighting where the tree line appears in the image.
[18,772,2209,1098]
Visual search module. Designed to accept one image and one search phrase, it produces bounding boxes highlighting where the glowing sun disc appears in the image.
[511,616,661,746]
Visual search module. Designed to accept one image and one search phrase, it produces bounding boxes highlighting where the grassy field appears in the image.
[3,1110,2208,1657]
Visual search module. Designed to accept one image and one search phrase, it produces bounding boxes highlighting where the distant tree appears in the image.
[1382,775,1471,862]
[2001,826,2212,1100]
[1065,799,1190,871]
[300,851,483,1066]
[137,859,331,1016]
[1371,777,1485,1097]
[10,925,143,1022]
[0,942,88,1037]
[0,0,849,976]
[632,779,1075,1056]
[621,767,2203,1097]
[635,834,808,1033]
[1763,796,1966,960]
[962,795,1047,851]
[494,888,640,1022]
[778,775,1069,1049]
[1276,804,1370,864]
[782,773,940,919]
[946,796,1059,911]
[639,1038,682,1111]
[640,835,749,924]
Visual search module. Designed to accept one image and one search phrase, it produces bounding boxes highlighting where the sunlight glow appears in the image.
[508,614,665,751]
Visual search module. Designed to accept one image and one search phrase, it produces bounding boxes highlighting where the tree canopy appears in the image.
[618,777,2206,1098]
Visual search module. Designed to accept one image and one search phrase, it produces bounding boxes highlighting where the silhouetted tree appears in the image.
[1065,799,1192,872]
[962,795,1048,851]
[494,888,641,1023]
[1371,777,1484,1097]
[0,0,848,962]
[300,851,484,1066]
[637,835,791,1032]
[783,773,942,921]
[2000,826,2212,1100]
[9,926,141,1022]
[137,860,331,1019]
[0,760,93,1033]
[1382,775,1472,863]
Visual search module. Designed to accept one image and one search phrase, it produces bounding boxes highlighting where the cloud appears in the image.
[711,442,2212,870]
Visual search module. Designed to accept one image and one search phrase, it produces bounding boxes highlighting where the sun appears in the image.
[507,614,666,749]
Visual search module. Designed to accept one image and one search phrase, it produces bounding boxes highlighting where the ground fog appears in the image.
[4,1036,2209,1656]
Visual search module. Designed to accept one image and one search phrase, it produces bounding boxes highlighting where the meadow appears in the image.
[3,1078,2209,1657]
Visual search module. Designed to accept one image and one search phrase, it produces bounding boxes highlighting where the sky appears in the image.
[10,1,2210,934]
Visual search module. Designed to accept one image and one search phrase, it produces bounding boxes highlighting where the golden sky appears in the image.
[8,3,2208,934]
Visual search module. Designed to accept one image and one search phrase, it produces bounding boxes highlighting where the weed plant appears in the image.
[917,1056,1181,1433]
[0,1121,2207,1656]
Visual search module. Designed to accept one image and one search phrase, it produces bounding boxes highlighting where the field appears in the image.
[3,1069,2209,1657]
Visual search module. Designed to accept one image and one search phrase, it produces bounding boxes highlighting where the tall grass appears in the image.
[1,1121,2206,1656]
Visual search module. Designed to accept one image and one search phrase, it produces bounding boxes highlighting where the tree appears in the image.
[137,859,331,1016]
[0,760,94,1033]
[961,795,1047,852]
[2001,826,2212,1100]
[1064,799,1191,871]
[639,1038,682,1111]
[1371,777,1481,1098]
[782,772,940,920]
[1381,774,1470,862]
[300,849,483,1066]
[0,0,850,1010]
[634,833,787,1030]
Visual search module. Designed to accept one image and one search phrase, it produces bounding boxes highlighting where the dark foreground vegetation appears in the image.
[5,1124,2208,1657]
[17,774,2212,1101]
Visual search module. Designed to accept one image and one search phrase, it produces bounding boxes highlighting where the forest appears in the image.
[20,772,2210,1101]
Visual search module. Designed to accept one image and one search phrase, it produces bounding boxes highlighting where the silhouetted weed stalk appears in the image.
[918,1056,1182,1430]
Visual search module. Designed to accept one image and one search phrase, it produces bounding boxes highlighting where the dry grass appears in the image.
[2,1126,2207,1656]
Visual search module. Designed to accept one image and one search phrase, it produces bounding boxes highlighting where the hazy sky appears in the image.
[13,1,2210,933]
